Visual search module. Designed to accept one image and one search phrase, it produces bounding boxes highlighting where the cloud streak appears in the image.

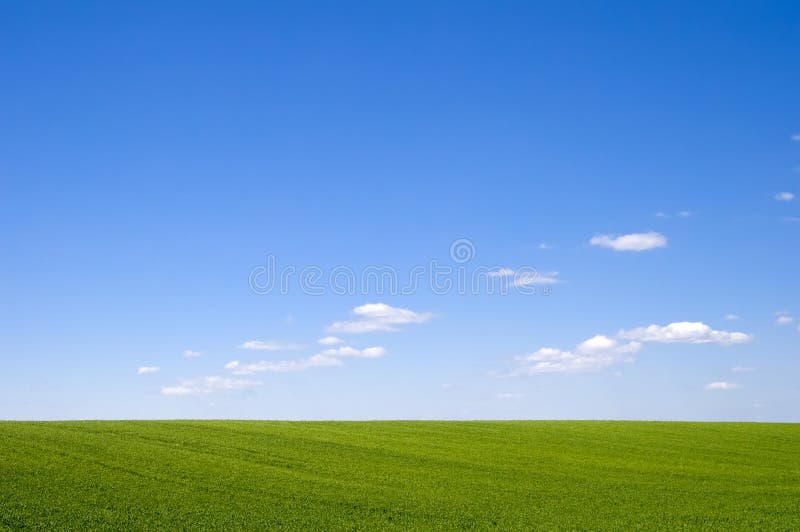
[590,232,667,252]
[161,376,261,396]
[237,340,308,351]
[326,303,434,334]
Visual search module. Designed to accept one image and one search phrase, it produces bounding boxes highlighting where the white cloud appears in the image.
[225,355,342,375]
[731,366,756,373]
[511,335,642,375]
[774,192,795,202]
[225,345,387,375]
[326,303,434,334]
[506,321,752,376]
[705,381,740,391]
[775,312,794,325]
[137,366,160,375]
[320,346,388,359]
[724,314,741,321]
[590,232,667,252]
[791,133,800,142]
[513,271,561,286]
[656,211,691,219]
[487,267,515,278]
[317,336,344,346]
[483,268,561,285]
[182,349,201,358]
[161,376,261,396]
[237,340,308,351]
[538,242,552,250]
[618,322,752,345]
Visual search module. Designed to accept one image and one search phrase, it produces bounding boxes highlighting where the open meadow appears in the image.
[0,421,798,529]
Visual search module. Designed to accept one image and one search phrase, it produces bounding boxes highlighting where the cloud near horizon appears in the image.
[161,376,261,396]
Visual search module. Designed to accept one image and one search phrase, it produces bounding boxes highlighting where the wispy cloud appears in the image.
[705,381,740,391]
[326,303,434,334]
[655,211,691,219]
[137,366,160,375]
[590,232,667,252]
[538,242,552,250]
[182,349,201,358]
[513,271,561,286]
[791,133,800,142]
[317,336,344,346]
[618,322,752,345]
[775,312,794,326]
[225,345,388,375]
[774,192,795,202]
[225,355,342,375]
[237,340,308,351]
[731,366,756,373]
[724,313,741,321]
[486,268,561,286]
[161,376,261,396]
[497,392,525,399]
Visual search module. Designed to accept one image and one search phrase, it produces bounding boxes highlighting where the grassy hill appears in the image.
[1,421,798,529]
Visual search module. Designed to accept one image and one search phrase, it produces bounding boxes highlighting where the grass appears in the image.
[0,421,798,529]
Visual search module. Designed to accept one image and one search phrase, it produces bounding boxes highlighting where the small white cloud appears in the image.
[317,336,344,346]
[225,345,387,375]
[731,366,756,373]
[487,267,516,278]
[774,192,795,202]
[677,211,692,218]
[618,322,752,345]
[538,242,553,250]
[724,314,741,321]
[225,354,342,374]
[655,212,669,219]
[590,232,667,252]
[182,349,201,358]
[237,340,307,351]
[513,270,561,287]
[791,133,800,142]
[776,315,794,325]
[137,366,160,375]
[161,376,260,396]
[496,392,525,400]
[320,346,388,359]
[705,381,740,391]
[326,303,434,334]
[511,335,642,375]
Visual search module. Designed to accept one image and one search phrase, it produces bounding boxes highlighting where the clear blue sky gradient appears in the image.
[2,1,798,420]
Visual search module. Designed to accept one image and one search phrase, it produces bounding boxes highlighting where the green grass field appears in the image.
[1,421,798,529]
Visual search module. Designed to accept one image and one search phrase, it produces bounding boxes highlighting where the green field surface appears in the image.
[0,421,798,529]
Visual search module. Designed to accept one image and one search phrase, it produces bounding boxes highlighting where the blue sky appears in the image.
[2,1,799,421]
